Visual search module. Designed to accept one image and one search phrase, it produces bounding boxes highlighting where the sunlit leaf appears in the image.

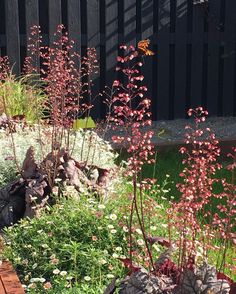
[73,117,96,129]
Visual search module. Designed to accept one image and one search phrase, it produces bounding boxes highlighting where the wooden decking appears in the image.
[0,261,25,294]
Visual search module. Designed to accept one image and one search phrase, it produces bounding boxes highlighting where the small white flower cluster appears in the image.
[53,268,68,276]
[30,277,46,283]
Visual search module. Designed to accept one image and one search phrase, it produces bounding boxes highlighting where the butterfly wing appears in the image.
[138,39,154,56]
[138,39,150,49]
[144,49,154,56]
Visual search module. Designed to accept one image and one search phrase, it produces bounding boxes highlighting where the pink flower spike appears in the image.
[113,80,120,87]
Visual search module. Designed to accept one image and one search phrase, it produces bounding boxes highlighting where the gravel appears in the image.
[98,116,236,148]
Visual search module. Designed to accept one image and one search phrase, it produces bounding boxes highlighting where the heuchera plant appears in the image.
[22,25,99,185]
[160,107,236,288]
[108,105,235,292]
[170,107,222,270]
[25,25,98,133]
[104,45,156,269]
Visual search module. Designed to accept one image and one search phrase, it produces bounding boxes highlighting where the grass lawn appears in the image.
[118,145,234,202]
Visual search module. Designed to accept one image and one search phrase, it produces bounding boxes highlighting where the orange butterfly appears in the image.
[137,39,154,56]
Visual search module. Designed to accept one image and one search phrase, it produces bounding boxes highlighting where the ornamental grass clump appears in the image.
[0,56,46,123]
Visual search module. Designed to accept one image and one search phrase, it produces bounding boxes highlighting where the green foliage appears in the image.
[0,74,46,122]
[73,117,96,130]
[3,196,128,293]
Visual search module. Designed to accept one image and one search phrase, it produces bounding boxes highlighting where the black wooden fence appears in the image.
[0,0,236,120]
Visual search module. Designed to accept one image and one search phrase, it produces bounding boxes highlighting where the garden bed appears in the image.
[0,27,235,293]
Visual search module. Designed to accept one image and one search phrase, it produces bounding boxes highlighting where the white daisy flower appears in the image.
[84,276,91,281]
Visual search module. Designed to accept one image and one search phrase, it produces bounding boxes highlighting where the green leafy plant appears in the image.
[73,117,96,130]
[3,196,128,293]
[0,72,46,123]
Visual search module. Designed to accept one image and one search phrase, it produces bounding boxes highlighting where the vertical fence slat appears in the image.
[174,0,188,118]
[25,0,39,71]
[105,0,118,86]
[152,0,159,120]
[168,0,176,119]
[49,0,62,46]
[201,43,208,109]
[190,3,205,109]
[5,0,20,74]
[141,0,154,118]
[207,1,221,115]
[0,0,5,56]
[157,0,171,119]
[222,0,236,116]
[67,0,81,54]
[87,0,100,118]
[25,0,39,34]
[142,0,153,39]
[124,0,136,45]
[217,0,226,116]
[87,0,100,48]
[234,43,236,116]
[99,0,106,118]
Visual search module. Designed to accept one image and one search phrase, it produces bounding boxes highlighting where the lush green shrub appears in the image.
[2,179,172,293]
[3,196,128,293]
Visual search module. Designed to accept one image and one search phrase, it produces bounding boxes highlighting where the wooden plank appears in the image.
[201,43,208,109]
[151,0,159,120]
[87,0,100,118]
[0,0,5,41]
[142,0,153,39]
[136,0,142,41]
[99,0,106,118]
[174,0,188,118]
[157,0,171,119]
[169,0,176,119]
[216,0,226,116]
[124,0,136,46]
[217,45,224,116]
[207,1,221,116]
[5,0,20,74]
[185,43,192,114]
[48,0,62,46]
[25,0,40,72]
[105,0,118,89]
[234,43,236,116]
[169,44,175,119]
[0,261,25,294]
[87,0,100,48]
[0,277,6,294]
[141,0,154,118]
[222,0,236,116]
[25,0,39,34]
[67,0,81,54]
[190,0,205,110]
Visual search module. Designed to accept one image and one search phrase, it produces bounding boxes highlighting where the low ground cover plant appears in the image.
[0,25,235,293]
